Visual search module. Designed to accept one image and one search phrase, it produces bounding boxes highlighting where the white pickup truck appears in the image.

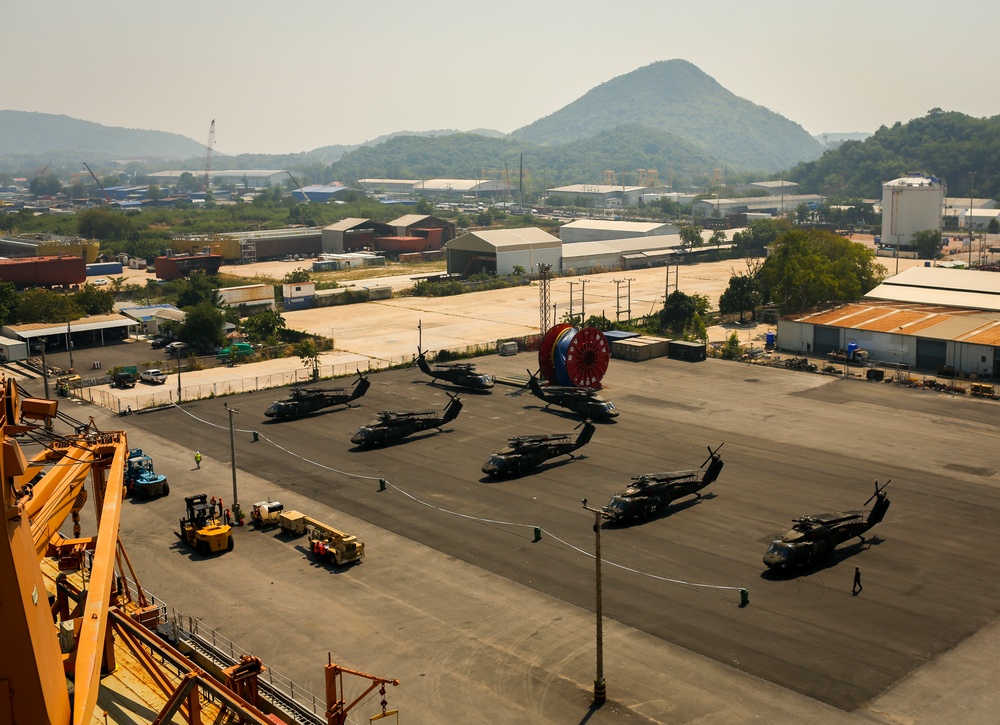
[139,368,168,385]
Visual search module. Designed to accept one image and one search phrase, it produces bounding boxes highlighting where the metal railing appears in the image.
[119,577,330,724]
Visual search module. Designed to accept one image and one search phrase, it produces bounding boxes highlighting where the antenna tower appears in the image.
[538,263,552,333]
[203,119,216,190]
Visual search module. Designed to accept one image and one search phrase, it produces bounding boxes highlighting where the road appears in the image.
[60,350,1000,723]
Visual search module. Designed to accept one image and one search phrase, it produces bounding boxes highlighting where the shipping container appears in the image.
[0,256,87,287]
[86,262,124,276]
[0,335,28,362]
[667,340,707,362]
[215,284,275,305]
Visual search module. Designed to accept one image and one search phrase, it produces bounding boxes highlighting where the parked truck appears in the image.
[139,368,168,385]
[250,500,284,529]
[277,510,365,566]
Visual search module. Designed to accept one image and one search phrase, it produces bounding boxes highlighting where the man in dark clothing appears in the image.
[852,566,863,595]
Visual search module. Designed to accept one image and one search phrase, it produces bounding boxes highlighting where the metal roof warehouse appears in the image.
[776,267,1000,377]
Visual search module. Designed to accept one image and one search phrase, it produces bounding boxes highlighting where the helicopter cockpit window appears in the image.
[766,540,790,559]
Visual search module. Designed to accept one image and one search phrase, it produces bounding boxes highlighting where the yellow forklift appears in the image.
[177,494,234,554]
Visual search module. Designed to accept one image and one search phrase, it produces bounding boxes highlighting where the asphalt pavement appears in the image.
[40,349,1000,725]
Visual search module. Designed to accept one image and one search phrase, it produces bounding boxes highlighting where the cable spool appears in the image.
[538,325,611,388]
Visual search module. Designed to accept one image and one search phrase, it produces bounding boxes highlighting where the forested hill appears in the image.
[511,59,824,173]
[0,111,205,160]
[327,125,719,190]
[788,109,1000,199]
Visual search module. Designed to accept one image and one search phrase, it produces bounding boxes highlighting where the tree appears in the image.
[16,289,82,323]
[0,281,19,326]
[73,285,115,316]
[174,172,200,193]
[283,268,311,284]
[678,224,703,250]
[77,207,135,242]
[147,184,163,201]
[732,218,790,257]
[709,229,727,248]
[757,229,885,313]
[989,218,1000,234]
[296,338,321,381]
[29,175,62,197]
[176,273,222,309]
[178,301,226,353]
[719,274,761,323]
[415,198,433,214]
[660,290,698,333]
[242,308,286,344]
[912,229,944,260]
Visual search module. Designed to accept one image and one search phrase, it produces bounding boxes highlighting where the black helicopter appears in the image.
[526,370,619,421]
[601,444,724,523]
[416,350,495,391]
[481,420,596,477]
[265,372,370,420]
[350,395,463,447]
[763,481,891,570]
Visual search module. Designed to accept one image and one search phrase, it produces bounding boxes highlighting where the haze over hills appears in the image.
[0,61,886,184]
[0,110,206,160]
[511,60,824,172]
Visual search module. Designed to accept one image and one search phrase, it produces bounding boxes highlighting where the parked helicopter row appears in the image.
[260,349,893,571]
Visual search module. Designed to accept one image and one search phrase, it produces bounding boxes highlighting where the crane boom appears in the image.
[83,162,111,204]
[204,119,216,190]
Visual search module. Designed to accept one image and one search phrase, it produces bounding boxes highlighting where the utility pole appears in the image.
[612,278,633,322]
[581,498,607,705]
[175,347,183,403]
[567,281,576,321]
[40,339,49,399]
[66,320,73,371]
[580,280,588,322]
[224,403,240,517]
[969,172,976,268]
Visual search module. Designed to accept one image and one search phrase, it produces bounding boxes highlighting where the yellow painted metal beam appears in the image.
[72,435,127,725]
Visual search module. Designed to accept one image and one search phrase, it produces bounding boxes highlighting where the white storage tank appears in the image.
[881,174,945,247]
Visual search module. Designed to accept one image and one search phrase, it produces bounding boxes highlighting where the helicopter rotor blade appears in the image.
[864,479,891,506]
[701,441,725,468]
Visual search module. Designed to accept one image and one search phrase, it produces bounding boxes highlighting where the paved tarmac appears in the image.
[30,253,1000,723]
[44,349,1000,725]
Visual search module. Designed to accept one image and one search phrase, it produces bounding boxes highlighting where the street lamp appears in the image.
[175,346,184,403]
[581,498,607,705]
[224,403,240,519]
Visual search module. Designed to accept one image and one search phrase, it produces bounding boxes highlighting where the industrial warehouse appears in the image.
[777,266,1000,377]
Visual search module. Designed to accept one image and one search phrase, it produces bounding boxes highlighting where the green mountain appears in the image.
[511,59,823,172]
[0,110,206,160]
[788,109,1000,199]
[327,125,719,190]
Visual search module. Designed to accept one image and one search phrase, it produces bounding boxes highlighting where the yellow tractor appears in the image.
[178,494,233,554]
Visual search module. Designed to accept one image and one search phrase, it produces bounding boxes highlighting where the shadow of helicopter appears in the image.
[602,491,717,528]
[524,404,619,424]
[477,455,588,483]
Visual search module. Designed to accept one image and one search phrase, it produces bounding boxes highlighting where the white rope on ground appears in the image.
[171,403,748,596]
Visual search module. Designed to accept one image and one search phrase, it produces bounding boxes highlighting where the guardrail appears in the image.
[119,577,329,724]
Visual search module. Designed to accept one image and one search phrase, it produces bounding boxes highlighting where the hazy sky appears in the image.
[4,0,998,156]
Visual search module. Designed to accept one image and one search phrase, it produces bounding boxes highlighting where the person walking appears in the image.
[852,566,863,595]
[194,451,202,469]
[224,508,231,525]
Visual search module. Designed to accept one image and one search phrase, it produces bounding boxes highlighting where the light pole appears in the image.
[40,338,49,399]
[581,498,607,705]
[67,320,73,371]
[175,347,183,403]
[224,403,240,518]
[969,172,975,268]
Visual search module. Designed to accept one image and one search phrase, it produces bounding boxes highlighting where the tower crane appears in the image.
[203,119,216,191]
